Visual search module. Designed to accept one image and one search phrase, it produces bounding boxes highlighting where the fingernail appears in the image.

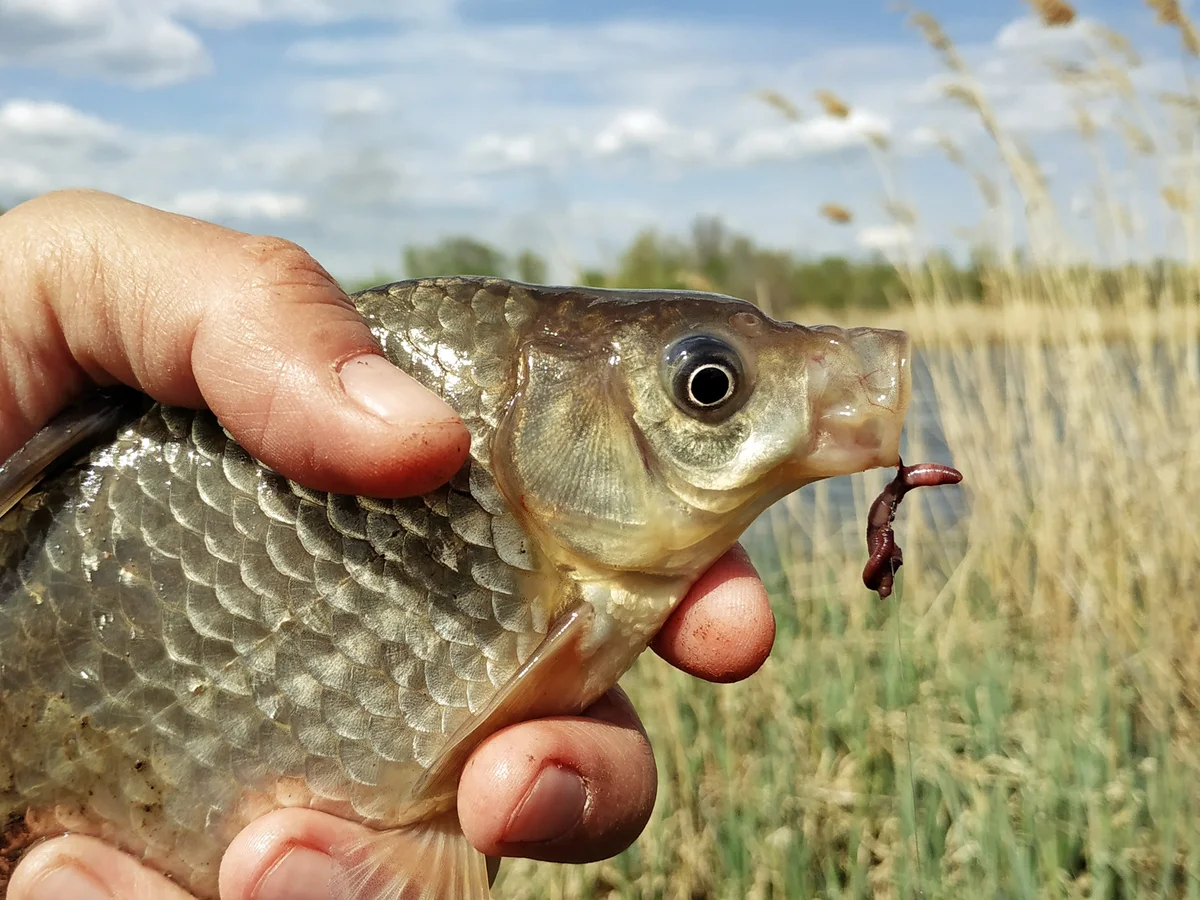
[503,765,586,844]
[338,354,459,426]
[33,864,112,900]
[253,846,333,900]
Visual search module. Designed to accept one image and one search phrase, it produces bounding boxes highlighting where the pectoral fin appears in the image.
[331,810,491,900]
[0,389,137,517]
[413,602,601,803]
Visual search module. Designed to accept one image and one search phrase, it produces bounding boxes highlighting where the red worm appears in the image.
[862,459,963,599]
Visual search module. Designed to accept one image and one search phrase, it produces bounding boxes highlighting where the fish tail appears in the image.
[331,810,492,900]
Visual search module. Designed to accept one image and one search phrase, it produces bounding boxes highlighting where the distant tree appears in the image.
[401,236,549,284]
[579,268,609,287]
[358,216,991,313]
[404,237,509,278]
[341,272,402,295]
[598,216,907,314]
[690,216,730,288]
[610,229,691,289]
[515,250,548,284]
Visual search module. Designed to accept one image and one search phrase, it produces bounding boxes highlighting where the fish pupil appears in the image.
[689,364,734,407]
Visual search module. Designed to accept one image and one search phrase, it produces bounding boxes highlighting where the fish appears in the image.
[0,276,912,899]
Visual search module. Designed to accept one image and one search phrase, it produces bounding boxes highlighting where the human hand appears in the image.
[0,190,776,900]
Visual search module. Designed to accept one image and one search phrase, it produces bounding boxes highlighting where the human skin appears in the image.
[0,191,777,900]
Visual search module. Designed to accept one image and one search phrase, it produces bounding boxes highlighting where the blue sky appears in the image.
[0,0,1192,280]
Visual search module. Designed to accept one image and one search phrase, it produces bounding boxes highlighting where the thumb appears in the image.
[0,190,469,497]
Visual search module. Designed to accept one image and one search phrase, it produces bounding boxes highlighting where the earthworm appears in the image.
[862,459,963,599]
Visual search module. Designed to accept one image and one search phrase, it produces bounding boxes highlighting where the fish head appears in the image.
[497,288,911,580]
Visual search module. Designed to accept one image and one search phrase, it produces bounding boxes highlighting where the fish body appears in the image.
[0,277,912,898]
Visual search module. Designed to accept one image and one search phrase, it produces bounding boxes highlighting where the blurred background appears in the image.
[5,0,1200,897]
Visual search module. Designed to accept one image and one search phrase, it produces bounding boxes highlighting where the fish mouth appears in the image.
[801,326,911,478]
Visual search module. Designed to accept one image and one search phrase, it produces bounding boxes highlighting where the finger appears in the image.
[9,834,196,900]
[219,809,355,900]
[219,808,499,900]
[0,190,469,497]
[458,687,657,864]
[652,543,776,683]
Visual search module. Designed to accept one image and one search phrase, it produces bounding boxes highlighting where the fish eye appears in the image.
[664,335,749,421]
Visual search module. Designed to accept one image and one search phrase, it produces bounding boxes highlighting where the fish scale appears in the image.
[0,277,914,899]
[0,280,543,896]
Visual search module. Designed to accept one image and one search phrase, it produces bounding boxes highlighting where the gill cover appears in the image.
[504,337,665,532]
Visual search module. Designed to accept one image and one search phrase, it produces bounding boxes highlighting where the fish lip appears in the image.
[801,327,911,478]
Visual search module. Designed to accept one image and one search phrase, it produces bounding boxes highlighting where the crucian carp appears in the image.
[0,277,921,899]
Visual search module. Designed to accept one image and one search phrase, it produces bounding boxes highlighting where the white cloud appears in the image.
[994,15,1095,54]
[907,126,942,149]
[857,224,914,252]
[594,109,673,156]
[0,100,120,143]
[286,18,759,77]
[168,189,309,221]
[310,80,391,117]
[0,0,210,86]
[465,133,548,171]
[801,111,891,151]
[166,0,451,26]
[591,108,717,163]
[732,110,891,163]
[169,0,456,27]
[0,0,458,86]
[0,159,46,192]
[461,108,718,174]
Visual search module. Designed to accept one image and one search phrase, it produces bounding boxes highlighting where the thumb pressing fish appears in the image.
[0,277,913,899]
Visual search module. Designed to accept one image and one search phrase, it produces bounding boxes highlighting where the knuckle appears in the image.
[236,235,340,297]
[222,236,371,359]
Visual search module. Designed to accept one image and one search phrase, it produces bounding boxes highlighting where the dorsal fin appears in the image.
[0,389,140,517]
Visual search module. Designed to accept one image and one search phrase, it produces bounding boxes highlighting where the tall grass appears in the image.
[497,5,1200,897]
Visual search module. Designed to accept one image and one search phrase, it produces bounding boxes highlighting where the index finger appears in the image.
[652,544,776,683]
[0,190,469,497]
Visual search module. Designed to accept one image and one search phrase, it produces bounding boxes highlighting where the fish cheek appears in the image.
[640,412,748,481]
